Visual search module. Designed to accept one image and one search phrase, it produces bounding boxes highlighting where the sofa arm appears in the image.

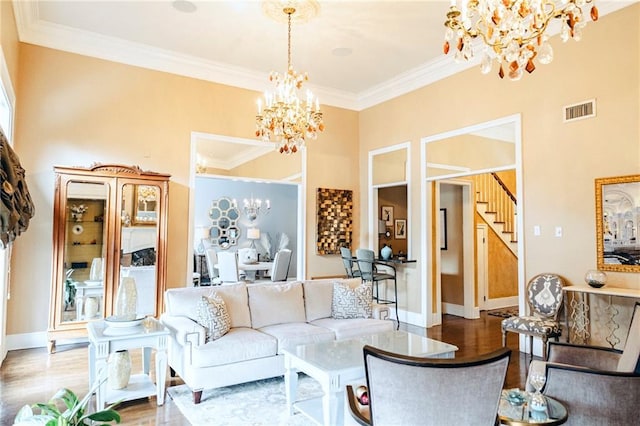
[372,303,390,321]
[160,314,206,347]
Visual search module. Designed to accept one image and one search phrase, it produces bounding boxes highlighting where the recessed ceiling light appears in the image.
[172,0,197,13]
[332,47,353,57]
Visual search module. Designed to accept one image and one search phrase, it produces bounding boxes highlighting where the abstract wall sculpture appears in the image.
[316,188,353,255]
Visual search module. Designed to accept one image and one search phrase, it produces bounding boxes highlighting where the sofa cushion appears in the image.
[164,284,251,328]
[258,322,335,354]
[303,278,364,321]
[311,317,394,340]
[332,281,373,319]
[191,327,278,368]
[196,294,231,342]
[248,282,306,328]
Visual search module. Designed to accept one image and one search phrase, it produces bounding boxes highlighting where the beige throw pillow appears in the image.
[331,281,373,319]
[196,293,231,342]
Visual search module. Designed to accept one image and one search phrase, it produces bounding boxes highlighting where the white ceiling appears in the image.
[14,1,634,112]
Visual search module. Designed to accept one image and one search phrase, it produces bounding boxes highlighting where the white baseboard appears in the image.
[442,302,465,317]
[484,296,519,311]
[6,332,48,351]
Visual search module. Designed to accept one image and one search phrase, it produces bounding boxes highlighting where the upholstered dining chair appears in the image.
[356,248,398,329]
[216,251,243,283]
[270,248,292,282]
[340,247,361,279]
[204,247,221,285]
[501,273,565,360]
[346,345,511,426]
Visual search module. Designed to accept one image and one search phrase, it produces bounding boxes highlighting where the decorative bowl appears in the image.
[505,390,526,406]
[585,269,607,288]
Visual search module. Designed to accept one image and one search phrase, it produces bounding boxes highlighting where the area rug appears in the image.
[487,307,519,318]
[167,375,323,425]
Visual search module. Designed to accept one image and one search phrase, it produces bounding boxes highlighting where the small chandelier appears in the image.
[243,195,270,222]
[443,0,599,80]
[255,6,325,154]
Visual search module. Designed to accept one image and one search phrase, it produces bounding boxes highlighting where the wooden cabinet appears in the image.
[48,164,170,353]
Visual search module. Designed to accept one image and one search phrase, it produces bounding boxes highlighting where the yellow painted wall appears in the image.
[358,5,640,320]
[8,44,358,336]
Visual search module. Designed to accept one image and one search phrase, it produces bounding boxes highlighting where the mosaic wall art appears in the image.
[316,188,353,255]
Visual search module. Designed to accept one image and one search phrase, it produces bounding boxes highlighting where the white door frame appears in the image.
[187,133,307,284]
[437,179,478,319]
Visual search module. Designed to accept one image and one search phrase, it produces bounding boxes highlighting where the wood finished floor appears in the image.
[0,311,531,425]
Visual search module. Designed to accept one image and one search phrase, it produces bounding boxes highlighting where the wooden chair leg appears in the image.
[170,367,176,378]
[193,390,203,404]
[529,335,534,358]
[542,337,548,361]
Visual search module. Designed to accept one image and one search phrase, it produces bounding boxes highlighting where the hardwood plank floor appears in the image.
[0,311,530,425]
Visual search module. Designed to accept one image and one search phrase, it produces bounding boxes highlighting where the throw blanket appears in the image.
[0,130,35,247]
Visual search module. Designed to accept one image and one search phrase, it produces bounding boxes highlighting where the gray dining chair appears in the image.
[204,247,221,285]
[216,251,243,283]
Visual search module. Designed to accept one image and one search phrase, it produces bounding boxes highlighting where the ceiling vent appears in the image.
[563,99,596,123]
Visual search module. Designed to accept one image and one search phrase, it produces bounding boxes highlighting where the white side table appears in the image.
[87,318,169,410]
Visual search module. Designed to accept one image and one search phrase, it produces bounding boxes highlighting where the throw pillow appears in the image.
[332,281,373,319]
[196,293,231,342]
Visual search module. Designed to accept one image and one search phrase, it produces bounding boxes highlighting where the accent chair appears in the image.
[346,345,511,426]
[501,273,565,360]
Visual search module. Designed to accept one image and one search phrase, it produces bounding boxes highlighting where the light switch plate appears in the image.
[555,226,563,237]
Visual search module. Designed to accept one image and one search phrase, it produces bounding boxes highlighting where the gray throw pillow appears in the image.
[196,293,231,342]
[331,281,373,319]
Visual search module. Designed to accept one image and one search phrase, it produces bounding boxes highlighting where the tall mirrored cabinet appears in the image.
[48,164,170,353]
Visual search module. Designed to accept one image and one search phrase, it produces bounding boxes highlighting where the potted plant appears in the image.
[13,387,120,426]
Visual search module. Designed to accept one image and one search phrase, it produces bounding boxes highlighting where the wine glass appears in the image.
[528,371,547,413]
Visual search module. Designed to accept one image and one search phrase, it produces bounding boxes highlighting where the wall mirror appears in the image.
[595,174,640,272]
[209,197,240,249]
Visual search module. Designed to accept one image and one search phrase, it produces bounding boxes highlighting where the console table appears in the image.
[563,285,640,348]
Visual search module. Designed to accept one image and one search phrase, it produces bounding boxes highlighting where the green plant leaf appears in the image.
[33,402,61,417]
[85,409,121,423]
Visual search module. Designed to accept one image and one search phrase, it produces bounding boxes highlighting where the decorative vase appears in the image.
[108,350,131,390]
[115,277,138,320]
[84,297,99,319]
[585,270,607,288]
[381,245,393,260]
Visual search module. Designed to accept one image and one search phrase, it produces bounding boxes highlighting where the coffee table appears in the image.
[283,330,459,426]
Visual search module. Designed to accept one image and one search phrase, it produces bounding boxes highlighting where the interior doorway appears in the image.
[421,114,524,328]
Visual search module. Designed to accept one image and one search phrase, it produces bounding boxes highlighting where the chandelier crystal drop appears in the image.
[443,0,599,80]
[255,7,324,154]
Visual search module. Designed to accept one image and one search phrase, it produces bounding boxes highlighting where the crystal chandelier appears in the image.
[443,0,599,80]
[255,6,324,154]
[243,195,270,222]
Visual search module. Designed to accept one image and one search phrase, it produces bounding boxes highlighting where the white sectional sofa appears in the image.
[161,278,393,403]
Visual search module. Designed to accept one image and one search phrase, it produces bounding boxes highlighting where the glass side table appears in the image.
[498,389,568,425]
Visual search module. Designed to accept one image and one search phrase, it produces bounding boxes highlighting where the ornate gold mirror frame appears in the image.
[595,174,640,272]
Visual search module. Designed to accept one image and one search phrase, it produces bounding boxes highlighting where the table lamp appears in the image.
[247,227,260,249]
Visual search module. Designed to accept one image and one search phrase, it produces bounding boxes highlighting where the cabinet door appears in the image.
[116,182,165,317]
[51,177,112,328]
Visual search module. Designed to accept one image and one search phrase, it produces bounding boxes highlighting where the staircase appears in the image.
[472,173,518,256]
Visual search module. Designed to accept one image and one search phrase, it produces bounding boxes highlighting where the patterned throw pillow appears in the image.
[331,281,373,319]
[196,293,231,342]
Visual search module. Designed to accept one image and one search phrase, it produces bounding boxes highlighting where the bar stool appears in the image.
[356,248,398,329]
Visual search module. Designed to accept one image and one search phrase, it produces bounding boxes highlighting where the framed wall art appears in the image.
[381,205,394,226]
[395,219,406,239]
[316,188,353,255]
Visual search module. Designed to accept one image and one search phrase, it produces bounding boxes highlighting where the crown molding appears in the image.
[13,1,635,112]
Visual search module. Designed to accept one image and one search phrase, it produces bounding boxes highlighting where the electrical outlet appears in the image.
[555,226,563,237]
[533,225,541,236]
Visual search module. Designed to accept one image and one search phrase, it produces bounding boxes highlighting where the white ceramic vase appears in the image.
[115,277,138,319]
[84,297,99,319]
[108,350,131,390]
